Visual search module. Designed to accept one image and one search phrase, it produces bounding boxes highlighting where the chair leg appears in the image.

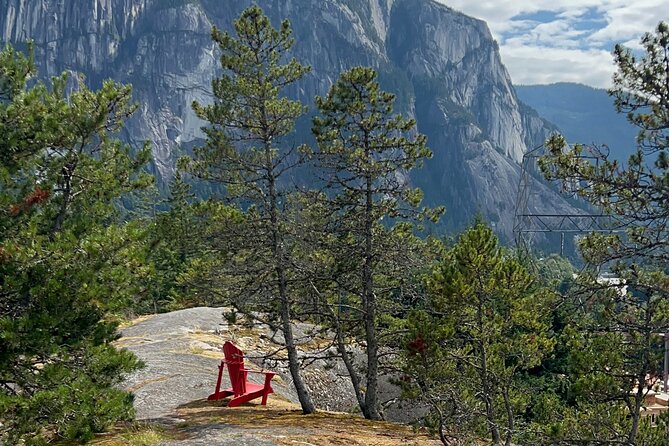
[208,362,225,400]
[261,373,273,405]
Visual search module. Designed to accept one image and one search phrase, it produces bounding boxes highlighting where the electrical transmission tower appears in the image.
[513,145,626,256]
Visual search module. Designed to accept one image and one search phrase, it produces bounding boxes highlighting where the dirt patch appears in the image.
[172,399,441,446]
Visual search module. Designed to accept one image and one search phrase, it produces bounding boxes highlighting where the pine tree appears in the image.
[401,223,555,445]
[0,45,152,443]
[182,6,316,413]
[311,67,443,420]
[143,174,202,313]
[538,22,669,445]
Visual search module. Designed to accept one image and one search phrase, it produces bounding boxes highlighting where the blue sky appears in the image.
[438,0,668,87]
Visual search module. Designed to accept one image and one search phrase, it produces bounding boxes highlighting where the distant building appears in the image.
[642,389,669,425]
[597,273,628,296]
[570,273,628,295]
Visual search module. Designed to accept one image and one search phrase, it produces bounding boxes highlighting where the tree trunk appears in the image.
[334,315,367,412]
[628,385,643,446]
[51,160,76,235]
[362,171,382,420]
[434,404,458,446]
[628,324,653,445]
[267,158,315,414]
[502,385,514,446]
[278,275,316,414]
[323,287,367,415]
[478,297,500,445]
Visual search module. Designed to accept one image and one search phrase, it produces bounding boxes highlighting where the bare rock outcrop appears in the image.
[118,307,357,420]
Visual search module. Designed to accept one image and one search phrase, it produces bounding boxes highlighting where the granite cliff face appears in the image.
[0,0,573,239]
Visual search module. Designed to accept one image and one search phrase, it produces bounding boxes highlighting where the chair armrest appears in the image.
[242,368,276,377]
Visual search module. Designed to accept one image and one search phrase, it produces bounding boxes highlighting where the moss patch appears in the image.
[89,424,178,446]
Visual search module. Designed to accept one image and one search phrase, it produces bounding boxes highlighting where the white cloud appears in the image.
[501,45,615,87]
[589,1,662,44]
[517,19,590,48]
[436,0,669,87]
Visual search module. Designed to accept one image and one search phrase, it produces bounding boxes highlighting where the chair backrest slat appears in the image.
[223,341,246,395]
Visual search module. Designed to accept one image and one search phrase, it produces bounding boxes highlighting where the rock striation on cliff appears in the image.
[0,0,574,239]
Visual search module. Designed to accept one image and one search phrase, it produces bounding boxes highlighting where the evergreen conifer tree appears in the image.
[143,174,202,313]
[0,44,152,444]
[401,223,555,446]
[539,22,669,445]
[183,6,316,413]
[312,67,442,420]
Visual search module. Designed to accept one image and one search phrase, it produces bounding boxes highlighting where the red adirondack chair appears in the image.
[208,341,276,407]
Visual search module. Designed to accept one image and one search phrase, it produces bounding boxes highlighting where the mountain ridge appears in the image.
[1,0,577,240]
[516,82,638,163]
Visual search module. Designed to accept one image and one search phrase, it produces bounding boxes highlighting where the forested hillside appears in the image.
[516,82,638,163]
